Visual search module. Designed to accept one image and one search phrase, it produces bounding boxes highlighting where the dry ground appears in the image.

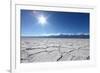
[20,38,89,63]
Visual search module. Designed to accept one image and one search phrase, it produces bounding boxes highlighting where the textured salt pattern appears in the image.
[20,38,89,63]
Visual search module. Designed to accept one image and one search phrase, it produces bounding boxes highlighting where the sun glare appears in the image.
[38,15,47,26]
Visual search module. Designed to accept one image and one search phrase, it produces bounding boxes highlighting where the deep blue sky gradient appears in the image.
[21,10,89,36]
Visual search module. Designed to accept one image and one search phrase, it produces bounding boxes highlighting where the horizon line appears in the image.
[21,32,89,37]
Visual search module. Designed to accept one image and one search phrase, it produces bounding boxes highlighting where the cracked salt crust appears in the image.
[20,38,89,63]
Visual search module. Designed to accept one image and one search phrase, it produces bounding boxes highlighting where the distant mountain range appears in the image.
[22,33,89,38]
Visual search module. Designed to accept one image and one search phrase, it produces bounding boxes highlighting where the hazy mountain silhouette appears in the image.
[22,33,89,38]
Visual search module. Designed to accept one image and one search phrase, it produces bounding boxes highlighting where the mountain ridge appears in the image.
[21,33,89,38]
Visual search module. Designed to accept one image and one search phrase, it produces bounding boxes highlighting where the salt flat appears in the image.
[20,38,89,63]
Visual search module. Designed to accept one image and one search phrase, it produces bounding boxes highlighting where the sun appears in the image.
[38,15,47,26]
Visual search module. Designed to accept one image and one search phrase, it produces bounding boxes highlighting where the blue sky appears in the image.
[21,10,89,36]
